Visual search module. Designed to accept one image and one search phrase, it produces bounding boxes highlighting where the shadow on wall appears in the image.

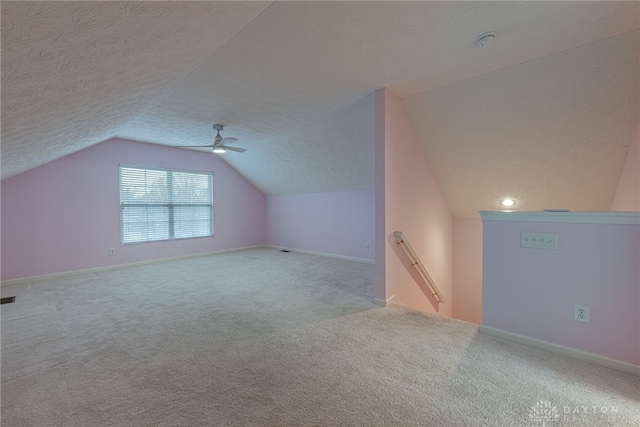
[388,233,440,313]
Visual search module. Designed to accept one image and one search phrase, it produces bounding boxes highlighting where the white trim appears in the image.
[266,245,375,264]
[1,245,264,287]
[118,162,214,177]
[385,295,403,307]
[479,211,640,225]
[479,325,640,376]
[373,295,406,307]
[373,298,387,307]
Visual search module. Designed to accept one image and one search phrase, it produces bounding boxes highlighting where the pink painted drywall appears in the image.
[375,88,453,317]
[453,217,483,324]
[611,119,640,211]
[482,217,640,365]
[1,138,266,281]
[375,89,387,301]
[265,191,374,260]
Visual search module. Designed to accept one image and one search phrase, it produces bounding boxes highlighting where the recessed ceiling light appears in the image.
[499,197,517,208]
[475,31,497,47]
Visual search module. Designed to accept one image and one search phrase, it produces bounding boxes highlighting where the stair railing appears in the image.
[394,231,445,303]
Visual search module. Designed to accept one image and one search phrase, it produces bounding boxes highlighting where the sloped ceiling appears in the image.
[2,2,639,217]
[1,1,271,178]
[405,31,639,216]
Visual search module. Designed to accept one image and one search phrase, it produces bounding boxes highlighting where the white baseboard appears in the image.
[373,295,404,310]
[266,245,375,264]
[372,295,405,307]
[1,245,264,287]
[373,298,387,307]
[479,325,640,376]
[385,295,404,307]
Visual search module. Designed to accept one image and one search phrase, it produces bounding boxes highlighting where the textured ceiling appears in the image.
[1,1,271,178]
[404,31,639,216]
[2,1,639,217]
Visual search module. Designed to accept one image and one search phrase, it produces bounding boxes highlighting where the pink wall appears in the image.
[265,191,374,261]
[1,138,266,281]
[453,217,483,324]
[482,216,640,365]
[611,119,640,211]
[375,88,453,317]
[374,89,387,301]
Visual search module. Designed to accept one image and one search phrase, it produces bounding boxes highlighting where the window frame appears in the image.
[119,164,214,245]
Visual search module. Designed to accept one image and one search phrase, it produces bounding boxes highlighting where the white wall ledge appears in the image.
[480,211,640,225]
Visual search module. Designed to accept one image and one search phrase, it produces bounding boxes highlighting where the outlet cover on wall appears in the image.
[574,304,590,323]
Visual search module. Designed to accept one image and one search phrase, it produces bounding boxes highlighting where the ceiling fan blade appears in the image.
[175,145,215,148]
[223,146,246,153]
[220,137,238,144]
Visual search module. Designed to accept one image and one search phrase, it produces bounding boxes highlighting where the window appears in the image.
[119,165,213,244]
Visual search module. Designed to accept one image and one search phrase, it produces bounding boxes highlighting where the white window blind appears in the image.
[119,166,213,244]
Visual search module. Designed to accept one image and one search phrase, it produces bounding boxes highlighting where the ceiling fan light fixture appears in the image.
[213,147,227,154]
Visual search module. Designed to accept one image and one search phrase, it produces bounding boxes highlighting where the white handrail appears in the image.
[393,231,445,303]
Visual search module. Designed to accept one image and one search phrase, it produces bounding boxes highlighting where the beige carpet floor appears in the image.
[1,247,638,426]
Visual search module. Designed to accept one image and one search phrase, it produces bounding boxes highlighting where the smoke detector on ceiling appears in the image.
[475,32,497,47]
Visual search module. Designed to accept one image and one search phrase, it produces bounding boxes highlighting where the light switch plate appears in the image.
[521,232,557,249]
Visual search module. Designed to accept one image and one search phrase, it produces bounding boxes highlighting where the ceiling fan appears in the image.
[177,124,246,154]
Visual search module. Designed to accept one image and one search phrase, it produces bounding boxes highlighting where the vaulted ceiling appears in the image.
[2,2,638,217]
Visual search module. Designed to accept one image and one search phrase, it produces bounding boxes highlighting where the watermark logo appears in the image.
[562,405,619,423]
[528,400,620,425]
[529,401,560,426]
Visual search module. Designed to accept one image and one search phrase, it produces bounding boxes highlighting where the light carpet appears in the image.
[1,247,638,426]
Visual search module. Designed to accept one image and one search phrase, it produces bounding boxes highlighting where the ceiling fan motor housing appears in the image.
[213,124,224,143]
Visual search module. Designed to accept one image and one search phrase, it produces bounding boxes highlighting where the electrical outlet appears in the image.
[364,243,369,250]
[109,248,116,256]
[521,232,557,249]
[574,304,590,323]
